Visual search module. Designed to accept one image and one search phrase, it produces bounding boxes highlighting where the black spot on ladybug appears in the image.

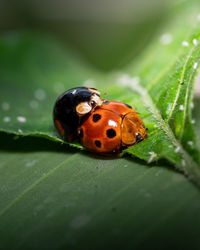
[124,103,132,109]
[106,129,116,138]
[95,140,101,148]
[93,114,101,122]
[103,101,110,105]
[79,128,84,138]
[136,133,142,141]
[142,124,148,130]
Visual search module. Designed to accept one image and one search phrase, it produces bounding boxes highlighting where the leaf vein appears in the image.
[119,73,200,186]
[166,47,194,122]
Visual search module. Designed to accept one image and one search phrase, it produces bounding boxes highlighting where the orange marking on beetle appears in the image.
[55,120,65,136]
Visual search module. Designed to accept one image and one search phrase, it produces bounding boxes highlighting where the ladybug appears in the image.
[53,87,102,141]
[53,87,147,154]
[79,100,147,153]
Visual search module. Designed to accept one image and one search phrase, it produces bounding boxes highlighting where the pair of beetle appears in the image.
[54,87,147,154]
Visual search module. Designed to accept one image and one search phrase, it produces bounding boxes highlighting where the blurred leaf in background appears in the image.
[0,0,170,70]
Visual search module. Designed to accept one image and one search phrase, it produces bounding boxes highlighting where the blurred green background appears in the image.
[0,0,170,70]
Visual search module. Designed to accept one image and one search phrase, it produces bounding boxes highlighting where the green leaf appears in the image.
[1,132,200,249]
[1,1,200,247]
[193,98,200,151]
[0,0,200,186]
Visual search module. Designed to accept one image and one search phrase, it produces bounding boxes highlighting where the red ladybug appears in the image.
[53,87,147,154]
[78,100,147,153]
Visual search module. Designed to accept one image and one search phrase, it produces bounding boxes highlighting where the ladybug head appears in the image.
[74,88,102,116]
[53,87,102,141]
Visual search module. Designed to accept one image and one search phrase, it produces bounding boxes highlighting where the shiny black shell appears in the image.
[53,87,99,141]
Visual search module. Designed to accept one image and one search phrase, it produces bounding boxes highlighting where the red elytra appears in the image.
[79,101,147,153]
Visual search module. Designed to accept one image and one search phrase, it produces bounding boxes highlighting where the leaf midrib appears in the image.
[166,49,193,122]
[120,74,200,186]
[180,54,198,140]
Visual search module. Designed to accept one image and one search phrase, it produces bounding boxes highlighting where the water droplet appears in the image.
[17,116,26,123]
[182,41,189,47]
[187,141,193,146]
[1,102,10,111]
[25,160,37,167]
[193,62,198,70]
[190,102,194,109]
[179,105,184,111]
[191,119,196,124]
[193,39,198,46]
[30,100,39,109]
[3,116,11,122]
[160,33,173,45]
[166,103,172,114]
[34,89,46,101]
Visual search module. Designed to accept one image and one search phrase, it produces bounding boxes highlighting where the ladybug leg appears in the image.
[113,145,126,157]
[117,148,127,158]
[116,152,121,158]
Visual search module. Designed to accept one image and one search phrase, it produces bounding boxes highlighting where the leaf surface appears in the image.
[0,0,200,185]
[0,132,200,249]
